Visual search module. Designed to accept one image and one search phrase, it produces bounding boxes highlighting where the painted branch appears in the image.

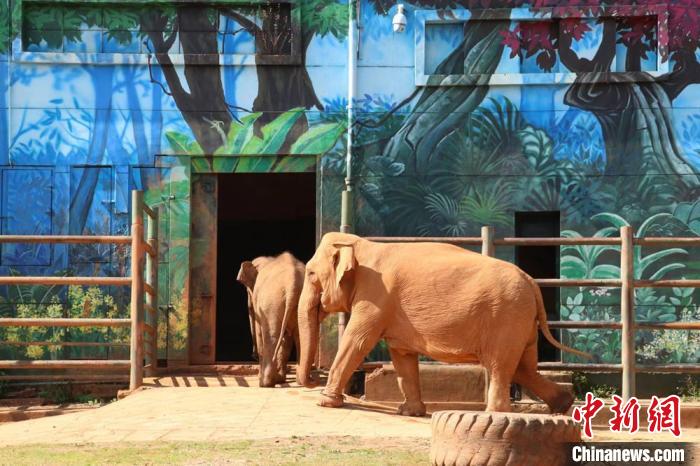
[0,375,129,382]
[0,318,131,328]
[0,340,129,347]
[536,279,622,287]
[0,277,131,286]
[0,360,130,369]
[0,235,130,244]
[636,280,700,288]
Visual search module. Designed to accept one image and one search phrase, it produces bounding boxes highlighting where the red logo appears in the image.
[572,392,683,438]
[609,395,640,433]
[572,392,605,438]
[648,395,682,437]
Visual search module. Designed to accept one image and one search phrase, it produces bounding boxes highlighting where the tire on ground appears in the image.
[430,410,581,466]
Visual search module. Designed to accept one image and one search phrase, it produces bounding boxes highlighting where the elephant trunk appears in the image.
[296,279,320,387]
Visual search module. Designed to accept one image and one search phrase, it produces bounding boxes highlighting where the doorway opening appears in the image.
[216,172,316,362]
[514,211,560,362]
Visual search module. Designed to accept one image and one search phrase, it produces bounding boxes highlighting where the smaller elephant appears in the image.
[237,252,304,387]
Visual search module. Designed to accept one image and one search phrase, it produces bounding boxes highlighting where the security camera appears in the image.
[392,4,407,33]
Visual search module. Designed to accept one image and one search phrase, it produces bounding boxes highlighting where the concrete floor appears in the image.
[0,376,698,445]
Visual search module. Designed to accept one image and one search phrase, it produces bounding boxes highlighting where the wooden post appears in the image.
[144,207,159,377]
[481,226,495,257]
[620,226,636,400]
[480,226,494,403]
[130,191,145,391]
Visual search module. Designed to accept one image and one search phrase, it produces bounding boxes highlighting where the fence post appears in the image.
[130,191,145,391]
[480,226,494,403]
[144,207,159,377]
[481,226,495,257]
[620,226,636,400]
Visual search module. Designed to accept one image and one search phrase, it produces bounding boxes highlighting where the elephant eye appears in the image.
[307,271,319,285]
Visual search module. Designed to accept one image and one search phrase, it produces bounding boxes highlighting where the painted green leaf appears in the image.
[272,155,316,173]
[165,131,203,155]
[561,256,586,279]
[228,113,260,153]
[648,263,686,281]
[591,212,629,229]
[254,108,304,154]
[590,264,620,279]
[290,122,346,155]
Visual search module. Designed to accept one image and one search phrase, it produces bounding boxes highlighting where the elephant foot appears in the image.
[296,372,321,388]
[397,400,426,417]
[318,391,344,408]
[548,390,574,414]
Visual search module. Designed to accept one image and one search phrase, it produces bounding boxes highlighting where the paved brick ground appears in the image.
[0,376,697,445]
[0,379,430,445]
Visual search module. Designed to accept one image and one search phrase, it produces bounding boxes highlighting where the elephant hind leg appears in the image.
[481,332,531,412]
[513,339,573,414]
[388,348,425,416]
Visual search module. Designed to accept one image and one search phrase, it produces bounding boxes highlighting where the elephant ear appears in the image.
[333,243,356,288]
[237,261,258,290]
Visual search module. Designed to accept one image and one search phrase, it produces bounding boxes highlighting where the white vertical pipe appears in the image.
[339,0,358,343]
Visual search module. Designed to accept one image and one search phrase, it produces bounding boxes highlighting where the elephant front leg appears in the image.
[320,312,383,409]
[388,348,425,416]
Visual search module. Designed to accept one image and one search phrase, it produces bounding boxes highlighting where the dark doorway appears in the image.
[514,211,560,362]
[216,172,316,362]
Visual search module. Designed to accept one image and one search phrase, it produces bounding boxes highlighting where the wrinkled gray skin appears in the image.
[237,252,304,387]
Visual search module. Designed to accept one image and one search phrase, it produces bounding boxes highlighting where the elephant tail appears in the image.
[532,278,593,360]
[272,287,297,365]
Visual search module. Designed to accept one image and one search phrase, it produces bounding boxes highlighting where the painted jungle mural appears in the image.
[0,0,698,368]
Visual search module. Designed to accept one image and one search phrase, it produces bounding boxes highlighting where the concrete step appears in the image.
[362,363,573,404]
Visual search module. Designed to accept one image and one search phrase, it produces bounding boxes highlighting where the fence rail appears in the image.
[366,226,700,400]
[0,190,158,391]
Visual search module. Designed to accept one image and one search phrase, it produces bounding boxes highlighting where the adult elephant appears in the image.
[237,252,304,387]
[296,233,590,415]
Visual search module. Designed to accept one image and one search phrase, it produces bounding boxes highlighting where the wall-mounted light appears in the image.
[392,4,407,33]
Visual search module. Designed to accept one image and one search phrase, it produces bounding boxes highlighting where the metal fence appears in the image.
[0,190,158,391]
[366,226,700,400]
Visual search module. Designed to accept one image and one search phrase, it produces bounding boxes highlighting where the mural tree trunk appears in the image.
[382,11,508,174]
[69,67,115,236]
[252,35,323,135]
[145,6,232,154]
[559,31,700,194]
[221,7,324,140]
[566,75,698,190]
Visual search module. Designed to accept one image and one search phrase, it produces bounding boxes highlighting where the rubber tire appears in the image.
[430,411,581,466]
